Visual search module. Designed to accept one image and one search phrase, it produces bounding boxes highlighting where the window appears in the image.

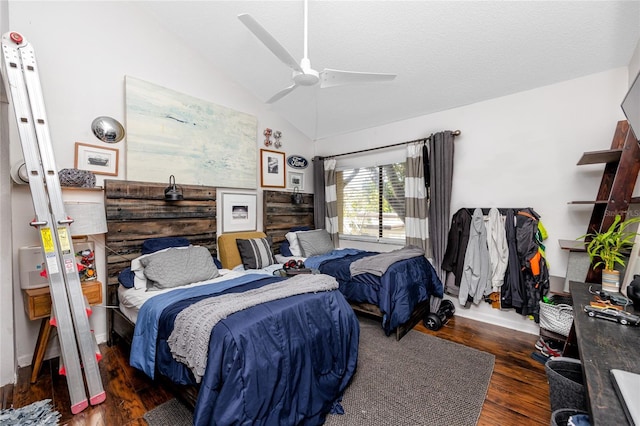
[337,162,406,241]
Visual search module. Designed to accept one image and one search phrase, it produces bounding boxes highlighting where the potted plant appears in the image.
[580,214,640,292]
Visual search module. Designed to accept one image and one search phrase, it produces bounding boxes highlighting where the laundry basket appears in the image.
[539,295,574,337]
[545,357,588,413]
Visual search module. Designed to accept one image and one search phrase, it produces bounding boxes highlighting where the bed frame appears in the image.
[262,189,430,340]
[104,179,217,405]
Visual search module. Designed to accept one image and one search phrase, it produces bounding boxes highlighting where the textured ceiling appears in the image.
[138,1,640,141]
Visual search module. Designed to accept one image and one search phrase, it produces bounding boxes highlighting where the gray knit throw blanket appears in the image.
[349,246,425,277]
[167,274,339,382]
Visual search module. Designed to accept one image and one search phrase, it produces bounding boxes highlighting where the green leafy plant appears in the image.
[579,215,640,271]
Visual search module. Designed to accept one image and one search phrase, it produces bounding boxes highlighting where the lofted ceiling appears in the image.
[138,1,640,141]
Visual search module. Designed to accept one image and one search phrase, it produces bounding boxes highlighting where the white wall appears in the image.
[629,38,640,86]
[316,68,631,334]
[3,0,314,378]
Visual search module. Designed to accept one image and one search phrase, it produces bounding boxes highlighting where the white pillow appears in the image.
[285,232,303,257]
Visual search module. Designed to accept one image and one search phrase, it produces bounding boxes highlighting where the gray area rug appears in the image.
[145,318,495,426]
[0,399,60,425]
[144,398,193,426]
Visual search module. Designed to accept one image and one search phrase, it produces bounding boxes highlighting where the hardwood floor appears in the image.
[1,315,552,425]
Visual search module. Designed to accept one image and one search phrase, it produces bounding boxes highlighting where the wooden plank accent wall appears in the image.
[103,179,217,343]
[263,190,314,253]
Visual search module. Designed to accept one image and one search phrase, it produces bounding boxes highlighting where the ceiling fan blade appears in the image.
[266,84,298,104]
[320,69,397,89]
[238,13,303,73]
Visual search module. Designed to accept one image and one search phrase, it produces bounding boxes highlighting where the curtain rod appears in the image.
[318,130,461,160]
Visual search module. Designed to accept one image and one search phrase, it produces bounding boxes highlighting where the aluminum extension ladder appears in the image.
[1,32,105,414]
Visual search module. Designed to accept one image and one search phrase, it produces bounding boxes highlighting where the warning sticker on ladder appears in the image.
[40,227,54,252]
[57,227,71,254]
[45,253,59,274]
[64,258,75,273]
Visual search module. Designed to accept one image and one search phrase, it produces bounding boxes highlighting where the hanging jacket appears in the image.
[486,208,509,293]
[501,209,524,310]
[459,208,490,306]
[441,208,473,292]
[518,211,550,321]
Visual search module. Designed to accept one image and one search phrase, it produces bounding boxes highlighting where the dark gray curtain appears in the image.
[312,156,325,229]
[429,131,455,281]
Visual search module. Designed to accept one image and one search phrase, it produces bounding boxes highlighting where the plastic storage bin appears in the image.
[545,357,588,412]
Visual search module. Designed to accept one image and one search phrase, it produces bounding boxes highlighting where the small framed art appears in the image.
[74,142,119,176]
[221,192,257,233]
[260,149,286,188]
[288,172,304,190]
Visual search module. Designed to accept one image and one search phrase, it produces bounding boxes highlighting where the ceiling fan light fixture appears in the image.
[293,69,319,86]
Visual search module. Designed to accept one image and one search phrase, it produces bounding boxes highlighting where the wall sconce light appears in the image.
[164,175,184,201]
[291,187,303,204]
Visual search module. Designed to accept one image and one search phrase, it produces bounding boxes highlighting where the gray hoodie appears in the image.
[459,208,490,306]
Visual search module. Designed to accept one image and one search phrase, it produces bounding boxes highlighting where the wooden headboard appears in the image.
[104,179,217,343]
[263,190,314,254]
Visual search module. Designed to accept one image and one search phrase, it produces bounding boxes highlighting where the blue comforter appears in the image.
[307,250,444,335]
[131,274,359,426]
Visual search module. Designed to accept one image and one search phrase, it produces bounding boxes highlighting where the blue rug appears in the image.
[0,399,60,425]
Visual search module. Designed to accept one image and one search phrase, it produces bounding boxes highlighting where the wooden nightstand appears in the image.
[23,280,103,383]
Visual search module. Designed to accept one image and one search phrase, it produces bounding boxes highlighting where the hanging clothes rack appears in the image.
[463,207,539,217]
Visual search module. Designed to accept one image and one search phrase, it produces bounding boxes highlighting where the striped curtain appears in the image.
[405,142,429,254]
[324,158,339,247]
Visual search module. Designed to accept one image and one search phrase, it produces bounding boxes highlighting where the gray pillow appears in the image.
[140,246,219,290]
[296,229,334,257]
[236,237,277,269]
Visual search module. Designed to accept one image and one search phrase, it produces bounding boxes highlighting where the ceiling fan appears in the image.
[238,0,397,104]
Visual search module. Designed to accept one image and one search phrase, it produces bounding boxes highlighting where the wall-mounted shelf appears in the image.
[566,120,640,283]
[558,239,587,252]
[566,200,609,205]
[576,149,622,165]
[61,186,103,191]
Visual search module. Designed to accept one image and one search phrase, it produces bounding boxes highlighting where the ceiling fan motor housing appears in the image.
[294,68,319,86]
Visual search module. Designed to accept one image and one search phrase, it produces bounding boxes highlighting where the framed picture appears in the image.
[288,172,304,190]
[74,142,119,176]
[221,192,257,233]
[260,149,286,188]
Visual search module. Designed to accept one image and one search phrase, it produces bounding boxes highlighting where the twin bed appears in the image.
[105,180,443,425]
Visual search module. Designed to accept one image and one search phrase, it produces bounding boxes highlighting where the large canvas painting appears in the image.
[125,76,257,188]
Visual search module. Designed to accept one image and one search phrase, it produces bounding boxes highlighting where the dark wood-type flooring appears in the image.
[1,315,552,425]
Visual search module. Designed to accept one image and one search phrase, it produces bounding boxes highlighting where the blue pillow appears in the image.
[280,241,293,257]
[213,256,222,269]
[141,237,190,255]
[291,226,311,232]
[118,267,135,288]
